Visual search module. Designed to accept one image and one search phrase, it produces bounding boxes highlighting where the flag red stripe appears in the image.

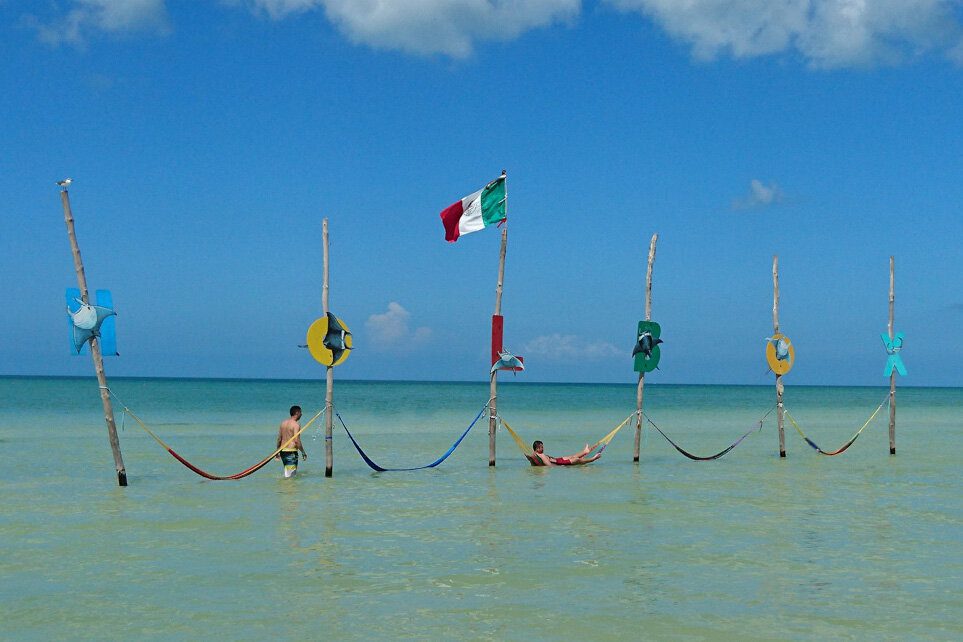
[439,200,465,242]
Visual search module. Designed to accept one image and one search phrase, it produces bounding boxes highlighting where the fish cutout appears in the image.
[491,350,525,375]
[632,331,663,359]
[306,312,353,366]
[66,295,115,354]
[766,336,791,361]
[881,332,907,377]
[764,333,794,375]
[633,321,662,373]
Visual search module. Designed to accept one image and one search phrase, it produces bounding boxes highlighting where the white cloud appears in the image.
[27,0,170,46]
[733,179,784,210]
[365,302,432,352]
[606,0,963,68]
[246,0,581,57]
[22,0,963,67]
[524,333,622,362]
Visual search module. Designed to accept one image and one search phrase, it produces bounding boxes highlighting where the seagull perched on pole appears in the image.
[56,178,72,190]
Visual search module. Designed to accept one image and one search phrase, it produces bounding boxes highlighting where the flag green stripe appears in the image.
[480,177,506,225]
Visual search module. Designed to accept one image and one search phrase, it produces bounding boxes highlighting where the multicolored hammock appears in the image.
[337,401,490,472]
[498,412,636,465]
[643,406,775,461]
[107,388,324,480]
[784,395,890,456]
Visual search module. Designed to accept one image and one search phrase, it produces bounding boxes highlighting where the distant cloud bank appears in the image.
[733,179,784,211]
[609,0,963,68]
[25,0,170,46]
[23,0,963,67]
[245,0,580,57]
[365,302,432,353]
[524,333,622,362]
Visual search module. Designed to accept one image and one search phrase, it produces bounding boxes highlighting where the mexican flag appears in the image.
[439,174,507,242]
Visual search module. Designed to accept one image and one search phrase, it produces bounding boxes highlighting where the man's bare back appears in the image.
[277,405,306,477]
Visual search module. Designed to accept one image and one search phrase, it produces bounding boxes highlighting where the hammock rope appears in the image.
[643,405,775,461]
[337,399,492,472]
[784,394,890,456]
[497,412,636,465]
[105,387,324,480]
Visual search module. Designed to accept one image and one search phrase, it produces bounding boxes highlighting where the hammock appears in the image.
[784,395,889,456]
[107,388,324,480]
[337,401,490,472]
[499,413,635,466]
[643,406,774,461]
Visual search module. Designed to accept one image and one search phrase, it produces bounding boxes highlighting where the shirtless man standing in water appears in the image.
[276,405,307,477]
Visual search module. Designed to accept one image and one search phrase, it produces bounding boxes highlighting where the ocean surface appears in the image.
[0,376,960,640]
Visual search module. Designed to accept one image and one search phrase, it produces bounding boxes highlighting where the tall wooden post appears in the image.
[773,255,786,458]
[489,228,508,467]
[888,256,896,455]
[60,186,128,486]
[323,218,334,477]
[634,233,658,462]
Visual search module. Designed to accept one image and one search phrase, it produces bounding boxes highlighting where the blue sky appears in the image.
[2,0,961,386]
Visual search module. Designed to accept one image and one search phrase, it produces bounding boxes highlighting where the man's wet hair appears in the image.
[532,440,543,450]
[290,405,302,417]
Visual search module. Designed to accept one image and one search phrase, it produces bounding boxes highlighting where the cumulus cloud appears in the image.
[26,0,170,46]
[524,333,622,362]
[22,0,963,67]
[365,302,432,352]
[243,0,581,57]
[733,179,784,210]
[606,0,963,68]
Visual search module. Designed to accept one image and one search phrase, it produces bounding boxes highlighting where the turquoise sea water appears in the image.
[1,377,960,640]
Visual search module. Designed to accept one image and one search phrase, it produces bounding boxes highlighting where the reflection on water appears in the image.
[0,378,960,639]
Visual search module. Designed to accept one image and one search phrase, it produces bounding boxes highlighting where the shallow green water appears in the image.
[1,377,961,640]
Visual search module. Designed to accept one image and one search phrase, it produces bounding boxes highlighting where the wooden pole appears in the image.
[773,255,786,458]
[888,256,896,455]
[60,187,128,486]
[323,218,334,477]
[634,233,658,462]
[489,227,508,467]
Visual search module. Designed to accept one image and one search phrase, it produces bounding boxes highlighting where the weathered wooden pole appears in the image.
[323,218,334,477]
[489,227,508,467]
[634,233,658,462]
[888,256,897,455]
[60,185,128,486]
[773,255,786,458]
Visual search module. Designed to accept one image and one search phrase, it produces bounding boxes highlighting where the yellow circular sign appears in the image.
[306,313,352,366]
[765,333,794,375]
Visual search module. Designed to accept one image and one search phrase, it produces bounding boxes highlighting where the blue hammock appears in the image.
[337,402,489,472]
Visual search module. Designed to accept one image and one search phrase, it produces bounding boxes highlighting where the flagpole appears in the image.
[60,184,128,487]
[489,171,508,467]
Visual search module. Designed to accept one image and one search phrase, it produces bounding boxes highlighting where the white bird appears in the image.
[57,178,72,189]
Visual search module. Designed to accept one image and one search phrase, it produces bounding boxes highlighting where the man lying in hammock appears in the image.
[529,440,602,466]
